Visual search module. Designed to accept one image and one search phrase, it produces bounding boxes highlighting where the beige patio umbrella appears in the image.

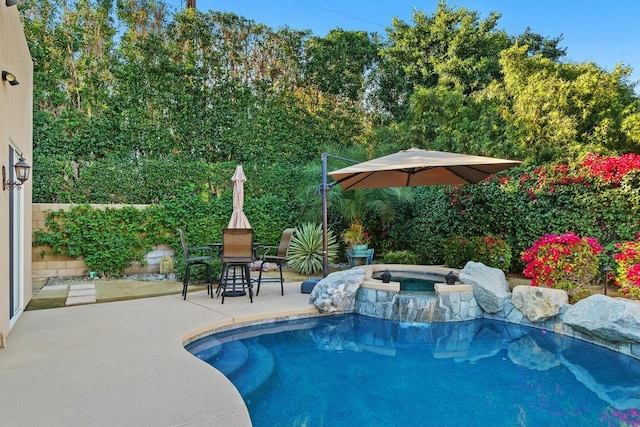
[320,148,521,276]
[228,165,251,228]
[329,148,522,190]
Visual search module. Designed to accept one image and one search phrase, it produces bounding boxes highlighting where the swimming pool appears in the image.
[186,314,640,426]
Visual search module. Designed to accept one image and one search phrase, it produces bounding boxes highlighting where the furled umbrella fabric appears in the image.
[228,165,251,229]
[329,148,522,190]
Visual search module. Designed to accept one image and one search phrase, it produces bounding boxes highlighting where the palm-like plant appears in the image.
[287,223,339,275]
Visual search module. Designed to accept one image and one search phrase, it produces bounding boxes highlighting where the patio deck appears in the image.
[0,282,317,426]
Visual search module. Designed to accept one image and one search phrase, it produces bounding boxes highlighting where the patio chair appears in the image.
[218,228,255,304]
[256,228,295,296]
[176,228,214,300]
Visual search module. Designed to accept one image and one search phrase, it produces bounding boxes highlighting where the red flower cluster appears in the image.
[613,240,640,297]
[581,153,640,184]
[521,233,603,288]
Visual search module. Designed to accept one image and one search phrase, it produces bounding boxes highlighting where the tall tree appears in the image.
[304,29,379,102]
[486,44,640,161]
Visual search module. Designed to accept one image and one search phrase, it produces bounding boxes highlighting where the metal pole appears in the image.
[320,152,358,278]
[321,153,329,277]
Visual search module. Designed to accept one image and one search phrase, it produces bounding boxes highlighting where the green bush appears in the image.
[33,204,171,277]
[380,250,418,264]
[472,236,512,271]
[443,236,474,269]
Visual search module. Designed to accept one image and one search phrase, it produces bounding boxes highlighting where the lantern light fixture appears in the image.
[2,70,19,86]
[3,155,31,190]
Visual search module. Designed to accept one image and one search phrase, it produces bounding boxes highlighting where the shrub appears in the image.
[521,232,603,298]
[33,204,170,277]
[443,236,474,269]
[472,235,512,271]
[613,240,640,298]
[287,223,338,275]
[381,250,418,264]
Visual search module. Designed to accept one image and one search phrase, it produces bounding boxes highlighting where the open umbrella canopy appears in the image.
[329,148,522,190]
[228,165,251,229]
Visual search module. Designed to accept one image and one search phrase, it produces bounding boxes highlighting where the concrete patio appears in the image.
[0,282,317,426]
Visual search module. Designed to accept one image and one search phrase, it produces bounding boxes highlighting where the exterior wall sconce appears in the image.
[3,156,31,190]
[2,71,19,86]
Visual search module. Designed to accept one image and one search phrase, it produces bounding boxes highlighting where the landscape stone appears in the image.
[563,294,640,343]
[511,285,568,322]
[309,268,365,313]
[459,261,510,314]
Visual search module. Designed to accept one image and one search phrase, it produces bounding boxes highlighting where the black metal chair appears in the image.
[257,228,295,296]
[218,228,255,304]
[176,228,214,300]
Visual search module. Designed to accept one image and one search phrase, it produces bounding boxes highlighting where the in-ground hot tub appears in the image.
[354,264,481,322]
[358,264,464,291]
[379,270,444,293]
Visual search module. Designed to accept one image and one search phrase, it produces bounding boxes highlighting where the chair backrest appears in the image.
[276,228,296,258]
[176,228,189,259]
[221,228,254,263]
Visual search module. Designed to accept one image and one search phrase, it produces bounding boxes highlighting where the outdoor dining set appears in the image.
[176,227,294,303]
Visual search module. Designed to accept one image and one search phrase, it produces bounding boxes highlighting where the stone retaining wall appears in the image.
[355,284,484,323]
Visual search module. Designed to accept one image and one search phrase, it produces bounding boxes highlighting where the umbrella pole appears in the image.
[322,153,329,278]
[321,153,360,278]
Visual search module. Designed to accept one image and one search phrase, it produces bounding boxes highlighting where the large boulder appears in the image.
[511,285,568,322]
[459,261,510,314]
[309,268,366,313]
[563,294,640,343]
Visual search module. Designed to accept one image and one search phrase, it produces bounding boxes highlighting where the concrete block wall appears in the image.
[32,203,174,279]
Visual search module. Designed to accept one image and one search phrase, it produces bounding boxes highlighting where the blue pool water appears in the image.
[186,315,640,427]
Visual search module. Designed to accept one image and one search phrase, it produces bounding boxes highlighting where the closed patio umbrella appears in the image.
[228,165,251,229]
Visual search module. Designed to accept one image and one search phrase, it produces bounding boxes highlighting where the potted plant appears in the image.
[342,221,371,253]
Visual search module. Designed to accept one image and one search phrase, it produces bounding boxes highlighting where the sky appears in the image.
[168,0,640,88]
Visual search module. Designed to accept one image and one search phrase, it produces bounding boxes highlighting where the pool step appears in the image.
[206,340,249,378]
[186,337,277,400]
[231,340,276,399]
[187,336,223,362]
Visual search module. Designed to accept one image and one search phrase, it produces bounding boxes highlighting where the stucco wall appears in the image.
[32,203,175,279]
[1,3,34,345]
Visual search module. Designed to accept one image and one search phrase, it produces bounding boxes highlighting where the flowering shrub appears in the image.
[473,235,512,271]
[581,153,640,185]
[521,233,603,293]
[613,240,640,299]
